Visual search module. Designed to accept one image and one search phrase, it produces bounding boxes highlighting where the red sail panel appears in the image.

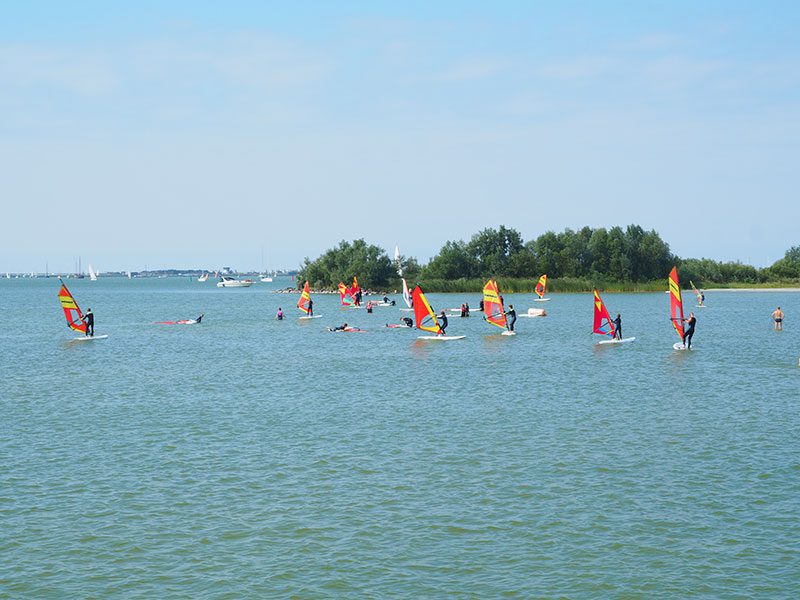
[669,267,685,340]
[297,281,311,313]
[352,276,359,294]
[535,274,547,298]
[483,279,507,329]
[412,285,441,334]
[57,280,87,334]
[592,289,615,337]
[338,282,354,306]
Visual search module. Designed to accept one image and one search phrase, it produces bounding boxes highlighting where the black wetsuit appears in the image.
[479,300,484,312]
[439,314,448,335]
[401,317,413,327]
[465,303,470,317]
[83,311,94,336]
[196,314,203,324]
[506,308,517,331]
[307,299,313,316]
[613,316,622,339]
[331,325,346,332]
[683,316,696,348]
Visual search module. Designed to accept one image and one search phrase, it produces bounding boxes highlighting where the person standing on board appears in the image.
[307,298,313,317]
[613,313,622,340]
[681,312,697,349]
[81,308,94,337]
[505,304,517,332]
[438,310,448,336]
[464,302,470,317]
[772,306,784,330]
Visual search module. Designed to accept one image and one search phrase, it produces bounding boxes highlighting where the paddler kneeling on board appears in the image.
[613,313,622,340]
[330,323,348,332]
[438,310,448,336]
[81,308,94,337]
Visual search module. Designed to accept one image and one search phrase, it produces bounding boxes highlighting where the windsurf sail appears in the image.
[88,264,97,281]
[57,279,87,334]
[690,280,703,305]
[352,276,360,294]
[592,290,616,338]
[394,245,402,276]
[402,278,412,308]
[535,274,547,299]
[412,285,442,334]
[669,267,685,341]
[483,279,507,329]
[338,282,355,306]
[297,281,312,314]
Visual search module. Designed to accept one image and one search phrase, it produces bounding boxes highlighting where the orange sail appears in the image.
[483,279,507,329]
[338,282,355,306]
[352,276,359,293]
[57,279,87,334]
[535,274,547,298]
[412,285,441,335]
[297,281,311,314]
[592,289,615,338]
[668,267,685,341]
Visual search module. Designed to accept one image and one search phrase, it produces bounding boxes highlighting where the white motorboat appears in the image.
[217,275,254,288]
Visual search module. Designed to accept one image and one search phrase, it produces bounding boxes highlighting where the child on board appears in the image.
[438,310,448,336]
[613,313,622,340]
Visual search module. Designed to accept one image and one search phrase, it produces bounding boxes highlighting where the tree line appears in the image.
[297,226,800,291]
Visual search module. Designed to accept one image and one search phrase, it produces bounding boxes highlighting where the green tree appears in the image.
[423,240,479,280]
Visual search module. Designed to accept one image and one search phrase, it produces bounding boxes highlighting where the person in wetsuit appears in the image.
[505,304,517,332]
[682,312,697,349]
[330,323,348,332]
[195,313,204,324]
[401,317,413,327]
[464,302,470,317]
[613,313,622,340]
[438,310,448,336]
[479,299,484,312]
[307,298,313,317]
[81,308,94,336]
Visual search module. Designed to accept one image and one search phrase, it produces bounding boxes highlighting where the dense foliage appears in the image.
[298,228,799,291]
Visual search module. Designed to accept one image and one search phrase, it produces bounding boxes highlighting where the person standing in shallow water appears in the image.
[772,306,784,330]
[682,311,697,349]
[81,308,94,337]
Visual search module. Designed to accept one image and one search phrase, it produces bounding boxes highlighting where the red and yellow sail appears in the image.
[297,281,312,314]
[412,285,441,334]
[669,267,685,341]
[352,276,359,294]
[535,274,547,298]
[483,279,507,329]
[592,289,615,337]
[57,279,87,334]
[690,280,703,305]
[338,282,355,306]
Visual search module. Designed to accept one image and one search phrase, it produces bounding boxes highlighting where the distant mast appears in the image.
[394,245,402,276]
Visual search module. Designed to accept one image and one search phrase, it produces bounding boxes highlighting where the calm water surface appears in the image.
[1,278,799,598]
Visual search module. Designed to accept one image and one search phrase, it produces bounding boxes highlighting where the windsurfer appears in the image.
[464,302,470,317]
[613,313,622,339]
[438,310,448,336]
[330,323,348,332]
[682,312,697,349]
[772,306,784,330]
[505,305,517,332]
[307,298,313,317]
[81,308,94,337]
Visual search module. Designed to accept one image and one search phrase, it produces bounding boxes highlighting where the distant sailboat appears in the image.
[534,274,550,301]
[88,264,98,281]
[483,279,514,335]
[126,271,132,280]
[593,290,635,344]
[669,267,687,350]
[198,272,209,282]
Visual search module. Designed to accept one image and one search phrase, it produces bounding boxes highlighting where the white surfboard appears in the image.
[501,330,516,336]
[73,334,109,341]
[673,342,688,351]
[534,298,551,302]
[399,308,413,312]
[299,315,322,320]
[597,336,636,345]
[696,305,707,308]
[417,335,465,341]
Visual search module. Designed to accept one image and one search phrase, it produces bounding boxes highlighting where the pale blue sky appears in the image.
[2,1,799,273]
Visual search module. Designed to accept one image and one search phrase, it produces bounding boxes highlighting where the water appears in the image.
[1,278,799,597]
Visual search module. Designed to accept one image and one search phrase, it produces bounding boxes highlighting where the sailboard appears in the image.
[413,285,464,340]
[690,280,705,307]
[483,279,511,334]
[669,267,687,350]
[338,282,355,306]
[592,290,635,344]
[297,281,320,318]
[58,278,105,339]
[534,274,550,301]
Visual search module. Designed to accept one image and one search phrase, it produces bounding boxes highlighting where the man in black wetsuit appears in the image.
[613,313,622,340]
[682,312,697,349]
[438,310,448,336]
[330,323,348,332]
[401,317,413,327]
[307,298,313,317]
[81,308,94,337]
[195,313,204,324]
[478,299,484,312]
[505,304,517,332]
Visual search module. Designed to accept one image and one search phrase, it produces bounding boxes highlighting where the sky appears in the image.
[2,1,799,273]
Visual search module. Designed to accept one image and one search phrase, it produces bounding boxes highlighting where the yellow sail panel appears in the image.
[483,279,507,329]
[57,280,87,334]
[297,281,311,313]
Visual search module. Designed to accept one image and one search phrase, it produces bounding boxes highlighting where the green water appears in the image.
[1,278,799,598]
